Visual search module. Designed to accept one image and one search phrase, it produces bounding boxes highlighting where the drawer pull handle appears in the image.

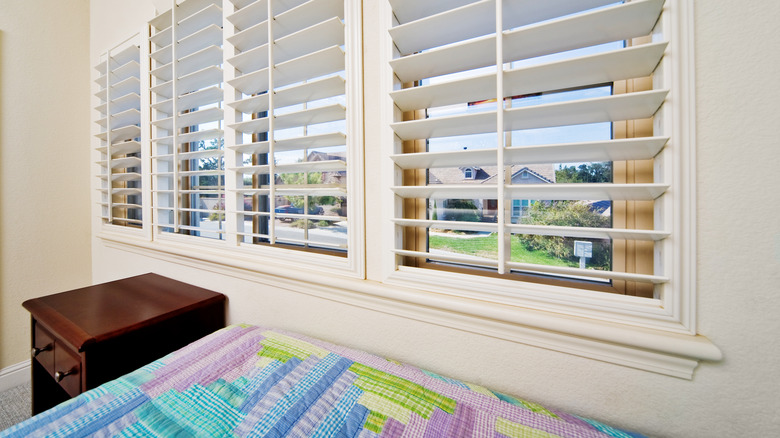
[55,369,76,382]
[31,344,52,358]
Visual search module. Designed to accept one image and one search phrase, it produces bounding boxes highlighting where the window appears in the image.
[96,0,362,275]
[387,0,689,326]
[94,36,143,228]
[149,0,225,239]
[225,0,350,253]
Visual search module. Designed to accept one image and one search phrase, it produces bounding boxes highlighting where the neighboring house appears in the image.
[428,164,555,223]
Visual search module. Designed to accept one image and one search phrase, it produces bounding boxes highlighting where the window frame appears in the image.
[95,0,365,279]
[378,0,701,337]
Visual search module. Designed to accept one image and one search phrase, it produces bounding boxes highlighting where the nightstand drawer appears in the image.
[32,324,55,375]
[53,343,81,398]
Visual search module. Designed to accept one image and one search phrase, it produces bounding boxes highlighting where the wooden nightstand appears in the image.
[22,273,226,414]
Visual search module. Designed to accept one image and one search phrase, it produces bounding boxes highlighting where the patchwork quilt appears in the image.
[2,324,644,437]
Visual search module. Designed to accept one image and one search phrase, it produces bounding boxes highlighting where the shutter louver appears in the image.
[150,0,226,239]
[94,36,143,227]
[389,0,670,285]
[225,0,349,250]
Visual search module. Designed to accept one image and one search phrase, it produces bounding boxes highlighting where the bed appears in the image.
[1,324,644,437]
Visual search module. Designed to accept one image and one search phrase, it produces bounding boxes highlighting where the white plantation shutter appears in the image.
[149,0,226,239]
[224,0,350,250]
[94,37,143,227]
[388,0,673,285]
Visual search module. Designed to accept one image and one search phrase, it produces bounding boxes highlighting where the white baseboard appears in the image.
[0,361,31,392]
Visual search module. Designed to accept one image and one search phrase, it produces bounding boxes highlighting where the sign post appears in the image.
[574,240,593,269]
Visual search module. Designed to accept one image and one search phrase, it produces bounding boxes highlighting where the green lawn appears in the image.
[429,233,578,267]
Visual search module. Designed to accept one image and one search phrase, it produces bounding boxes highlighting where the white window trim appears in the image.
[94,0,366,279]
[373,0,718,378]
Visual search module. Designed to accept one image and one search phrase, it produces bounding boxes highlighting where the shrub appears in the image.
[518,201,611,270]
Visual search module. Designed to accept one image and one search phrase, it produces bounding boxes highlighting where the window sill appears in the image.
[97,231,720,379]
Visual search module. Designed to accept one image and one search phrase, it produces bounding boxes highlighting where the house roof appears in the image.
[429,164,556,185]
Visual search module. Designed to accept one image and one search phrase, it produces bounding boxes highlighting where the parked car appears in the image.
[274,205,303,222]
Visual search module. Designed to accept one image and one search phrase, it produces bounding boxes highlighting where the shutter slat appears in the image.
[391,43,667,112]
[275,103,345,130]
[156,150,221,163]
[176,128,224,145]
[504,261,668,284]
[227,20,268,52]
[177,3,222,40]
[178,85,224,111]
[388,0,476,25]
[274,0,344,41]
[274,16,344,65]
[228,68,269,96]
[110,156,142,169]
[392,219,668,241]
[150,26,172,46]
[275,131,345,151]
[228,93,270,115]
[152,65,223,98]
[100,187,142,197]
[389,36,494,84]
[110,76,141,99]
[104,108,141,130]
[274,75,345,108]
[177,24,222,58]
[392,183,668,201]
[150,44,172,64]
[95,125,141,142]
[149,8,172,31]
[110,44,141,66]
[391,90,668,141]
[178,107,223,127]
[390,0,494,56]
[227,43,269,75]
[226,0,267,31]
[97,140,142,157]
[177,45,223,77]
[108,92,142,114]
[505,90,668,131]
[233,159,346,175]
[229,132,345,154]
[391,111,496,141]
[391,137,669,170]
[503,0,665,66]
[274,185,346,197]
[230,117,269,135]
[97,172,141,182]
[275,45,345,89]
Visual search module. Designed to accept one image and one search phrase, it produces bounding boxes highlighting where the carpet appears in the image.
[0,382,30,432]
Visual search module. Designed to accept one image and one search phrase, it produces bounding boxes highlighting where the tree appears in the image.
[518,201,611,270]
[556,162,612,183]
[277,172,340,212]
[443,199,481,222]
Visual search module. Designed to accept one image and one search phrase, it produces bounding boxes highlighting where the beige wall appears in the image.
[0,0,772,436]
[0,1,92,369]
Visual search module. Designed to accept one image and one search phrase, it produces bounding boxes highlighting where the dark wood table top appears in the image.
[23,273,226,352]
